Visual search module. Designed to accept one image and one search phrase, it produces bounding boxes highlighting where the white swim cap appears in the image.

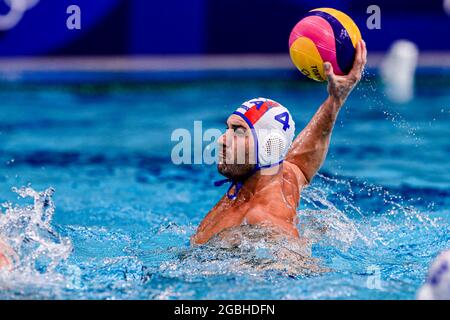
[233,97,296,168]
[417,250,450,300]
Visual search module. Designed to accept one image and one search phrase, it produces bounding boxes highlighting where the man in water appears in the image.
[192,40,367,245]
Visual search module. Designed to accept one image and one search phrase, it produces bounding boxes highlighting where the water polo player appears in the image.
[192,40,367,245]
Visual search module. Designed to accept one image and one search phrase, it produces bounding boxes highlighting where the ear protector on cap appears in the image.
[260,131,287,166]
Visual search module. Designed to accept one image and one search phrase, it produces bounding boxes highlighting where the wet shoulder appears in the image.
[283,161,308,190]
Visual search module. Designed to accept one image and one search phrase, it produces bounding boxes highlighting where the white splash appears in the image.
[0,186,72,291]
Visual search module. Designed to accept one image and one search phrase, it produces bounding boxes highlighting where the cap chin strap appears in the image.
[213,159,284,200]
[213,179,243,200]
[214,166,260,200]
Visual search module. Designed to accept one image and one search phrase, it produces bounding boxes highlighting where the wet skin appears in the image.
[192,40,367,245]
[0,238,13,271]
[0,252,9,270]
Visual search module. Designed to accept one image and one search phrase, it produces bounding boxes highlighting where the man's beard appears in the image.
[217,162,255,181]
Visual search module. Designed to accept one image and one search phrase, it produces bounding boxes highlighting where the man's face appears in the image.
[217,114,256,180]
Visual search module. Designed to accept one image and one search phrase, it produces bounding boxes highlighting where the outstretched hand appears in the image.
[324,39,367,106]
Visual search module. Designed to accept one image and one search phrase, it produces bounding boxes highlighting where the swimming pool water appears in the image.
[0,72,449,299]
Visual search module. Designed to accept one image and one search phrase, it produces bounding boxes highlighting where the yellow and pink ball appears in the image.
[289,8,362,81]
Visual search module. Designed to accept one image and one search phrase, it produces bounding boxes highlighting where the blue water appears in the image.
[0,71,449,299]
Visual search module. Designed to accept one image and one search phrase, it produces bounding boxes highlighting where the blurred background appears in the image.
[0,0,448,85]
[0,0,449,56]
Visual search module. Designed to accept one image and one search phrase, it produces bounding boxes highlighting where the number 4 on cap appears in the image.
[274,112,290,131]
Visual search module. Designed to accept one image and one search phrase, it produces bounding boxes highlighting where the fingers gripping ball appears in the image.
[289,8,362,81]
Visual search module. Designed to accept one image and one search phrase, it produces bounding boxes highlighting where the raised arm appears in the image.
[286,40,367,183]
